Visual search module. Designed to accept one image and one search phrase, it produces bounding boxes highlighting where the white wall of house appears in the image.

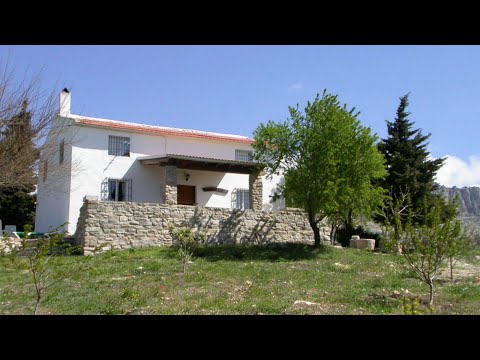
[35,115,285,234]
[175,169,249,208]
[67,125,167,234]
[35,116,74,233]
[262,172,285,211]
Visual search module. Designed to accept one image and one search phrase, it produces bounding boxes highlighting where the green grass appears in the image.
[1,244,479,315]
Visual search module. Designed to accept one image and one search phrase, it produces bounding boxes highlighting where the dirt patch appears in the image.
[227,280,253,303]
[438,260,480,281]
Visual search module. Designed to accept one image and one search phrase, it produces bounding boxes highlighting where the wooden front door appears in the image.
[177,185,196,205]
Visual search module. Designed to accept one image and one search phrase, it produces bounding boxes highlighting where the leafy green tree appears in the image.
[446,229,473,282]
[378,94,445,222]
[168,224,207,273]
[443,197,474,281]
[383,197,469,306]
[253,90,387,247]
[433,196,474,281]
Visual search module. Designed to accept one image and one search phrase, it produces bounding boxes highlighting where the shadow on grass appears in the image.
[191,243,330,262]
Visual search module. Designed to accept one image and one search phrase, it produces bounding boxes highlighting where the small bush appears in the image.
[402,297,422,315]
[168,224,207,273]
[0,223,93,314]
[335,224,356,247]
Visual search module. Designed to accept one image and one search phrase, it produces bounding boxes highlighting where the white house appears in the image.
[35,90,285,234]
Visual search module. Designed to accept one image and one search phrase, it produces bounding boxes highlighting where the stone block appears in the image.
[350,238,375,250]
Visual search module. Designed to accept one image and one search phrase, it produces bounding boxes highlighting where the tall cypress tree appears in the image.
[378,94,445,220]
[0,101,37,230]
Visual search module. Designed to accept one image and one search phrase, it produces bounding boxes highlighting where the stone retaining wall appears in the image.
[0,237,23,254]
[75,199,329,254]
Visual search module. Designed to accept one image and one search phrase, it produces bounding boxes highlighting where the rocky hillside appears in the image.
[440,186,480,216]
[440,186,480,240]
[362,186,480,244]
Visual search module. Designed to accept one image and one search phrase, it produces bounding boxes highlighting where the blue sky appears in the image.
[1,45,479,187]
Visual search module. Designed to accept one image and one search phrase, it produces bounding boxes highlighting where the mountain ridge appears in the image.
[440,185,480,216]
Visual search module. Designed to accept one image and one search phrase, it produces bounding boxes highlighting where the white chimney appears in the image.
[59,88,71,116]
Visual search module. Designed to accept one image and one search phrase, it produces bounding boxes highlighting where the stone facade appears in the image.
[75,199,330,255]
[164,165,178,205]
[249,170,264,211]
[0,237,23,254]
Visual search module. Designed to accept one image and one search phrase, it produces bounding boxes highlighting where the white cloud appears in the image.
[288,81,303,90]
[435,155,480,187]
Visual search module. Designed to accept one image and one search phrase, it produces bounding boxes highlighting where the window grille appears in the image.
[108,135,130,157]
[232,188,249,210]
[101,178,132,202]
[235,149,253,161]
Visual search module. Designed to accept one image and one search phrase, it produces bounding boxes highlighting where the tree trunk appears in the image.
[34,294,41,315]
[347,209,353,229]
[307,210,323,248]
[449,257,454,282]
[308,215,321,248]
[312,223,321,248]
[428,280,434,306]
[329,222,336,245]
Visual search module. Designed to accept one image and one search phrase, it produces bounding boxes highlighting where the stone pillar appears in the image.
[164,165,178,205]
[249,169,264,211]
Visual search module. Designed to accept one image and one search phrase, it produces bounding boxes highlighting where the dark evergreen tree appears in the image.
[378,94,445,221]
[0,101,37,230]
[0,188,36,229]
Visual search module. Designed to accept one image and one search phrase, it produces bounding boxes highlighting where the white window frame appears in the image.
[102,178,132,202]
[232,188,250,210]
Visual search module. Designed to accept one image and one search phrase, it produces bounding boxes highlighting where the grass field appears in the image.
[1,244,479,315]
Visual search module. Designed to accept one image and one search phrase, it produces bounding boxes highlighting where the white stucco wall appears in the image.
[175,170,248,208]
[35,119,285,234]
[262,172,285,211]
[35,116,74,233]
[67,125,166,234]
[35,187,71,233]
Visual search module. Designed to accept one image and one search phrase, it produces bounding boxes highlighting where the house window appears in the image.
[235,149,253,161]
[232,188,249,210]
[43,161,48,182]
[102,178,132,202]
[108,135,130,157]
[59,140,65,164]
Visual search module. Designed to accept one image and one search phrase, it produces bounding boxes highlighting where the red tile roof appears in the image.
[72,115,254,144]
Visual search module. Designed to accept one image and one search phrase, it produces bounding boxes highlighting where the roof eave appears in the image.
[73,118,255,145]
